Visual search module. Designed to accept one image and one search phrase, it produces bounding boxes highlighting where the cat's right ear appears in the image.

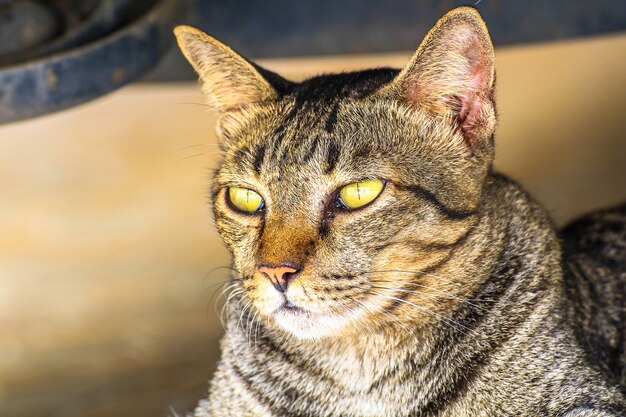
[373,7,496,155]
[174,26,284,139]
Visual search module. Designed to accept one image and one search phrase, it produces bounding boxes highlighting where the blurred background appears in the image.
[0,0,625,416]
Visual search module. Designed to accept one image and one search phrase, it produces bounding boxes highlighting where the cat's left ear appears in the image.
[174,26,287,139]
[376,6,496,152]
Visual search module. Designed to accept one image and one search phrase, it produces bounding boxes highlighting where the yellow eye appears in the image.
[228,187,264,213]
[338,178,384,210]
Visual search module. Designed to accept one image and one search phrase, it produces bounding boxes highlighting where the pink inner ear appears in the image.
[456,52,493,149]
[458,92,483,149]
[400,21,494,151]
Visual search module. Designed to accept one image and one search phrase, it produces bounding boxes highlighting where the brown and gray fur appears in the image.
[174,6,626,416]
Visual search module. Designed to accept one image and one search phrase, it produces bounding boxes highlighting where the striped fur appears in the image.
[175,6,626,416]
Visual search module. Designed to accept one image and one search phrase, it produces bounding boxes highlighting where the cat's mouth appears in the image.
[252,278,362,338]
[267,296,362,339]
[274,299,309,316]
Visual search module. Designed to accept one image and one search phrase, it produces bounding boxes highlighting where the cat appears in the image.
[174,6,626,416]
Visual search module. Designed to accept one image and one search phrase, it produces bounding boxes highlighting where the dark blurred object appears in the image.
[1,0,625,123]
[147,0,626,81]
[0,1,61,56]
[0,0,185,124]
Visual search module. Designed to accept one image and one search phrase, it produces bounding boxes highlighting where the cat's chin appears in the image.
[272,305,362,340]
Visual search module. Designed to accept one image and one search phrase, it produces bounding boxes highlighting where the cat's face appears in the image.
[176,7,497,339]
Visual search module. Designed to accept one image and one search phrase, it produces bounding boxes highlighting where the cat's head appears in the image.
[175,7,496,339]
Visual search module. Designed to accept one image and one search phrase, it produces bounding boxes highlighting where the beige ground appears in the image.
[0,33,625,417]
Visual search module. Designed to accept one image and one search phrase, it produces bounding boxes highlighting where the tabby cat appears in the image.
[174,6,626,416]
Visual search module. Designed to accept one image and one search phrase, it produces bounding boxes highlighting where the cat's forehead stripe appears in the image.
[324,141,341,175]
[230,70,411,182]
[237,69,400,177]
[324,102,340,133]
[252,144,266,174]
[253,101,339,177]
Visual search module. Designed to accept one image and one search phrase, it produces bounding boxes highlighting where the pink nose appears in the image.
[259,264,299,293]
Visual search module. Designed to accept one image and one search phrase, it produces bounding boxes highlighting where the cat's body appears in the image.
[563,205,626,392]
[174,6,626,416]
